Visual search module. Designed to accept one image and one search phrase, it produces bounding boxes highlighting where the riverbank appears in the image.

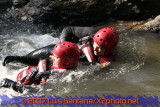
[0,0,160,33]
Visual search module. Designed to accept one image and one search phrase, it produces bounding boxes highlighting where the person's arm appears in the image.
[60,26,98,43]
[97,50,118,69]
[0,78,38,93]
[26,44,55,58]
[3,56,40,66]
[60,27,77,42]
[3,44,56,66]
[92,59,112,71]
[97,57,113,69]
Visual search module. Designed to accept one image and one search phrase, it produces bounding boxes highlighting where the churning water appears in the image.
[0,25,160,98]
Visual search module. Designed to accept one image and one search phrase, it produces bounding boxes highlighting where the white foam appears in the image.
[0,31,147,95]
[23,34,60,48]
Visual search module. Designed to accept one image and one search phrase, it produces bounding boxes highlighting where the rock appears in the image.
[112,0,160,20]
[3,9,20,19]
[13,0,29,8]
[114,15,160,33]
[28,0,52,7]
[1,0,160,27]
[141,15,160,33]
[0,0,12,3]
[0,0,12,13]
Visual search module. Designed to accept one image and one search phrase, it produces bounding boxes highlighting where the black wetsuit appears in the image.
[1,27,100,93]
[1,27,117,93]
[22,27,99,64]
[27,44,55,58]
[60,27,98,43]
[4,26,118,66]
[4,27,98,64]
[4,27,118,65]
[26,27,98,57]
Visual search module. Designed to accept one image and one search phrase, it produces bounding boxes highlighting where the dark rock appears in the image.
[0,0,12,13]
[141,15,160,33]
[13,0,29,8]
[3,9,20,19]
[112,0,160,20]
[112,0,142,20]
[29,0,52,7]
[0,0,12,4]
[115,15,160,33]
[2,0,160,27]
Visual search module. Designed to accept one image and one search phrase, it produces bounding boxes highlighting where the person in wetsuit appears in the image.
[3,26,119,69]
[25,27,98,58]
[0,41,80,93]
[59,27,119,68]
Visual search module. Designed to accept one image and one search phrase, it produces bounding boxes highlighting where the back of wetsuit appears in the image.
[27,44,55,58]
[60,27,98,43]
[25,27,98,59]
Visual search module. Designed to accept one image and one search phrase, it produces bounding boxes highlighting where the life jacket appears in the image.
[16,59,59,85]
[79,39,117,64]
[79,41,95,63]
[98,55,115,63]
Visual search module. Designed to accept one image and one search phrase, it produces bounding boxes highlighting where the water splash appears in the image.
[0,31,149,96]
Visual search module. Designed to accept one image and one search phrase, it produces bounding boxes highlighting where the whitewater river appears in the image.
[0,2,160,107]
[0,22,160,99]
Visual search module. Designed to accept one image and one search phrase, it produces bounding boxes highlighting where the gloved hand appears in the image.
[0,78,24,93]
[0,78,38,93]
[78,36,92,45]
[34,71,51,85]
[3,56,17,66]
[0,78,14,88]
[21,71,51,86]
[20,70,39,85]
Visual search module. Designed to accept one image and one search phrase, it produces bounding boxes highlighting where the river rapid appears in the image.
[0,18,160,99]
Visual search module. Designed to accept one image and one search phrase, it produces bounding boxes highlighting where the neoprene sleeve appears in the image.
[60,27,98,42]
[13,56,40,66]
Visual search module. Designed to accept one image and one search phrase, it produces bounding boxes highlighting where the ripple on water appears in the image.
[0,31,160,96]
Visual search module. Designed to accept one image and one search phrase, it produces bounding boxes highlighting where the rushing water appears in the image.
[0,22,160,99]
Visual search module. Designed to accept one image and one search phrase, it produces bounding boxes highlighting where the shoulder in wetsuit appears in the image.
[60,27,118,67]
[60,26,98,43]
[22,26,98,62]
[3,44,56,66]
[25,26,117,65]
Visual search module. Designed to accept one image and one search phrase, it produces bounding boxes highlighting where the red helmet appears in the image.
[52,41,80,69]
[93,27,119,54]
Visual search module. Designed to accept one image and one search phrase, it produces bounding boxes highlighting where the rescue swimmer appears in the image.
[0,41,80,93]
[28,27,119,68]
[0,27,119,93]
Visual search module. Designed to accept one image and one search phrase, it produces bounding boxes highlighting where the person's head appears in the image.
[51,41,80,69]
[93,27,119,56]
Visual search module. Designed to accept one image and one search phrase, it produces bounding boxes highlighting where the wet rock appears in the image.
[112,0,160,20]
[0,0,12,13]
[141,15,160,33]
[1,0,160,27]
[28,0,52,7]
[112,0,142,20]
[3,9,20,19]
[113,15,160,33]
[13,0,29,8]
